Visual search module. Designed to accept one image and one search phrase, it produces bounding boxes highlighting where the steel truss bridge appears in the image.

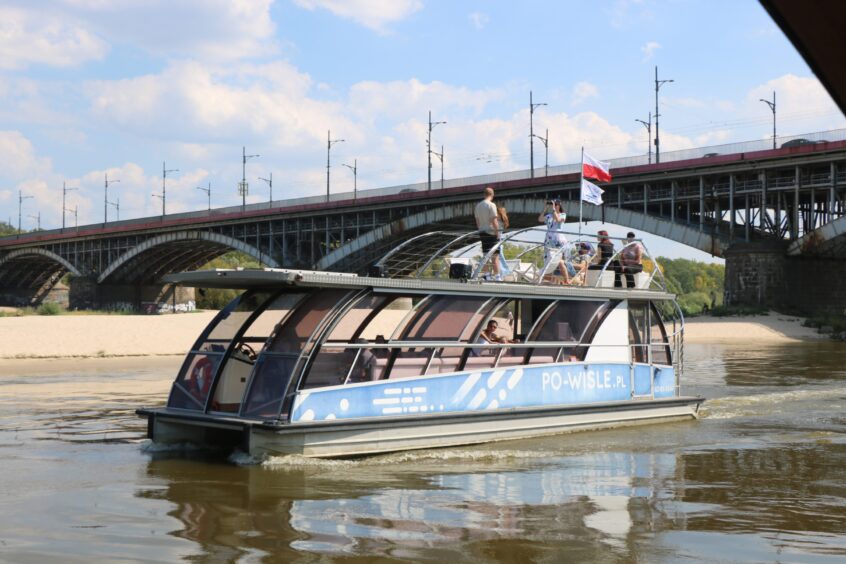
[2,129,846,308]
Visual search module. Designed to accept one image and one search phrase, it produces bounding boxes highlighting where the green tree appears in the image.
[657,257,724,316]
[195,251,261,309]
[0,221,21,237]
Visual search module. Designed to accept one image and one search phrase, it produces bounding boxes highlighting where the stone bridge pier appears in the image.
[68,277,196,313]
[724,241,846,315]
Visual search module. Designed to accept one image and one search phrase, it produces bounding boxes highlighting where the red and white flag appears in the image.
[583,151,612,183]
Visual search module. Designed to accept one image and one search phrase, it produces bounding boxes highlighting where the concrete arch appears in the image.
[98,230,279,284]
[316,197,728,271]
[787,215,846,257]
[0,248,82,277]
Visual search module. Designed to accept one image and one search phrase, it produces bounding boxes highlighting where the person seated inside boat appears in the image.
[480,320,518,345]
[373,334,388,358]
[350,338,378,383]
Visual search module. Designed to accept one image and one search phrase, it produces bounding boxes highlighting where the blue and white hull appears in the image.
[146,362,701,458]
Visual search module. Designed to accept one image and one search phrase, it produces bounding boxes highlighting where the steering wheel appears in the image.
[238,342,257,361]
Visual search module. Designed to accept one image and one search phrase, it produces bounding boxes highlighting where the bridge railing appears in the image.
[3,127,846,244]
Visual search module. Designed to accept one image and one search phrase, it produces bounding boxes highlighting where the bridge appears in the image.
[2,128,846,313]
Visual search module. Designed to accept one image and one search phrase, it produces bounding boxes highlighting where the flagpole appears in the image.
[579,146,584,240]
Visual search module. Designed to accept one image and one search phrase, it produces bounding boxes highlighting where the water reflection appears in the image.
[141,451,686,559]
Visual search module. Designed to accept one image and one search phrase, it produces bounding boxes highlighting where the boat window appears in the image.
[527,300,605,364]
[301,293,392,389]
[167,291,273,411]
[240,289,350,419]
[489,299,534,369]
[360,296,417,341]
[649,303,672,365]
[435,298,499,374]
[209,292,306,413]
[392,295,490,378]
[629,301,649,363]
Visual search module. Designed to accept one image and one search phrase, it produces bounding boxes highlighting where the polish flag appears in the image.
[583,152,612,183]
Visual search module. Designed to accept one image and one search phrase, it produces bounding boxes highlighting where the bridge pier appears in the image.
[725,241,846,315]
[0,279,69,309]
[94,281,196,313]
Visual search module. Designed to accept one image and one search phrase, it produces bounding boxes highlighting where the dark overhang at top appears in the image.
[760,0,846,117]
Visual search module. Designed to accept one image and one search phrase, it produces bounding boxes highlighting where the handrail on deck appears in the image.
[376,227,669,292]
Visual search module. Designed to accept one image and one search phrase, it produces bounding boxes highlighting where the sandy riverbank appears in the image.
[0,308,829,363]
[0,311,217,359]
[683,311,827,344]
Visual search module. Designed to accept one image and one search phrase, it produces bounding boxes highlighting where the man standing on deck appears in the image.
[475,186,501,279]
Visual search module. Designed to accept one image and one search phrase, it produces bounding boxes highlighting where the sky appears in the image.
[1,0,844,262]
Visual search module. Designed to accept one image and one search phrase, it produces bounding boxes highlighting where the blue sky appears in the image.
[1,0,843,261]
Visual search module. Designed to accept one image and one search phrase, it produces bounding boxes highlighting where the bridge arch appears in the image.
[787,215,846,257]
[316,197,729,272]
[0,248,81,289]
[98,230,279,284]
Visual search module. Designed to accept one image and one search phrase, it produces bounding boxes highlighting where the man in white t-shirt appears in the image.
[474,186,500,278]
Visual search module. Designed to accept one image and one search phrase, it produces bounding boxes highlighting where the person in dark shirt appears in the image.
[590,229,622,287]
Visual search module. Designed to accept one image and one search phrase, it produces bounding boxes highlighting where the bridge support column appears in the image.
[725,241,846,315]
[95,283,196,313]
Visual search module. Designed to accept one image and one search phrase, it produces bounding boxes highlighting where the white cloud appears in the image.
[746,74,845,135]
[86,60,343,146]
[571,82,599,106]
[1,0,276,65]
[607,0,651,29]
[0,6,108,69]
[294,0,422,32]
[348,78,502,122]
[469,12,489,30]
[0,131,52,182]
[641,41,660,62]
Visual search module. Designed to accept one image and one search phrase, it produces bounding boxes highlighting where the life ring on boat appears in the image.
[190,356,214,398]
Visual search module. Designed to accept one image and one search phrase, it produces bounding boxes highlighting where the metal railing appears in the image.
[379,227,667,292]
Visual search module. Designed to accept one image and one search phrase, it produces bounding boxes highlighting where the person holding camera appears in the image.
[538,199,569,275]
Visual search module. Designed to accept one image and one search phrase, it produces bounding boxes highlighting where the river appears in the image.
[1,343,845,562]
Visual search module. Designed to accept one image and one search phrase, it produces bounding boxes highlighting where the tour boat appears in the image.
[138,228,703,458]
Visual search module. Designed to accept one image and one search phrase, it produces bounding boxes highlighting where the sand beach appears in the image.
[0,308,827,364]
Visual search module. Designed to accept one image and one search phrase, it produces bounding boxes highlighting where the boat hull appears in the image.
[141,396,702,458]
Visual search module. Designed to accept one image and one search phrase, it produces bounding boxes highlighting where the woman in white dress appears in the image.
[537,200,573,281]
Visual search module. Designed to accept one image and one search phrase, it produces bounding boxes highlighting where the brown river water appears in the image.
[1,342,845,562]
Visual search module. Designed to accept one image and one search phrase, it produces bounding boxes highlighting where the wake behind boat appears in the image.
[137,228,703,458]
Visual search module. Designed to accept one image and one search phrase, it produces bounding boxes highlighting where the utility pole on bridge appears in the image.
[342,160,358,199]
[62,181,78,230]
[531,128,549,176]
[529,91,547,178]
[158,161,179,217]
[196,182,211,211]
[241,146,259,211]
[654,66,674,164]
[104,173,119,226]
[760,91,777,149]
[636,113,652,164]
[18,190,32,236]
[259,172,273,208]
[28,212,41,231]
[427,112,446,191]
[326,131,344,202]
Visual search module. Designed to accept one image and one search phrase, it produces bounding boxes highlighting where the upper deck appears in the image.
[165,227,675,301]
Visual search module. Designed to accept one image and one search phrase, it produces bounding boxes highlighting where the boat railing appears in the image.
[375,227,669,292]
